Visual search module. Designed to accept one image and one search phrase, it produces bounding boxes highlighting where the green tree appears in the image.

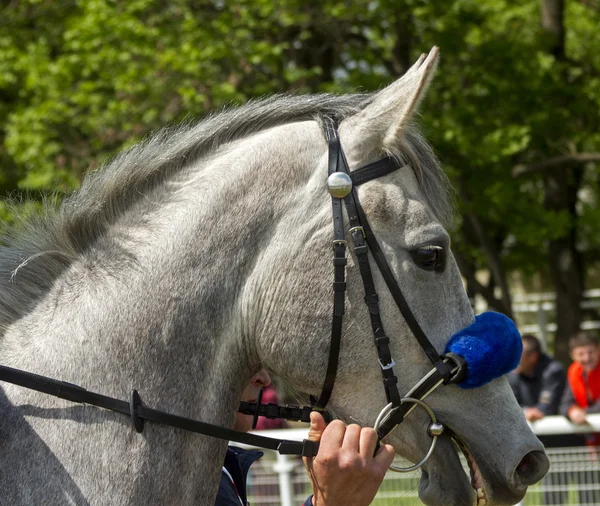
[2,0,600,363]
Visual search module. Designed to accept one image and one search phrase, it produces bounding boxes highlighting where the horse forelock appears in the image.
[0,92,453,335]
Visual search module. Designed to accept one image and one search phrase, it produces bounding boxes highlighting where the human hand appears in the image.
[569,407,588,425]
[302,412,395,506]
[524,407,545,422]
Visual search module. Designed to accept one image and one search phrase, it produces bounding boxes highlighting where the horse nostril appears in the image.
[513,450,550,489]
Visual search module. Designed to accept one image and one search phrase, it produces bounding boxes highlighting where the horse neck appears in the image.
[3,120,328,420]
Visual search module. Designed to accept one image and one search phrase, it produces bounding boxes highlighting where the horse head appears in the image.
[250,48,549,505]
[0,48,548,505]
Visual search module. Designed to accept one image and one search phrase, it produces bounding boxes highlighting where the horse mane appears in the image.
[0,93,453,334]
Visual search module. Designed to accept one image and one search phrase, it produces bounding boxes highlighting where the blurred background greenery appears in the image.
[1,0,599,363]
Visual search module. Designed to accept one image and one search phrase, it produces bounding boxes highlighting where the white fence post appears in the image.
[273,452,295,506]
[536,301,548,348]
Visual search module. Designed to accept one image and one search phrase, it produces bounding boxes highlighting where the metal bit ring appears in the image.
[373,397,443,473]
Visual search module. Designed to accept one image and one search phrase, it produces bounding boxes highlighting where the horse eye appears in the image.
[410,246,446,272]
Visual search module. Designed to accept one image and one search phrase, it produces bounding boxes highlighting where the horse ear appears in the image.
[349,47,439,147]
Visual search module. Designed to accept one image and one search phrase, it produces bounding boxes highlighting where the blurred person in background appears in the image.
[561,331,600,426]
[508,334,569,505]
[508,334,566,422]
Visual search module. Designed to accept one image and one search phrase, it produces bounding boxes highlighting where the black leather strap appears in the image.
[336,148,402,407]
[352,196,452,380]
[313,117,346,409]
[375,369,443,438]
[0,364,320,457]
[375,355,465,438]
[350,156,400,186]
[238,401,332,424]
[250,387,264,430]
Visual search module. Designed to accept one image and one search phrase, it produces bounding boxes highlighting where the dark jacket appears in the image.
[215,447,263,506]
[508,353,566,415]
[215,446,314,506]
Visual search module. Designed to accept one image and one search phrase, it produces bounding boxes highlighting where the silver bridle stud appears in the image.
[327,172,353,198]
[428,422,444,437]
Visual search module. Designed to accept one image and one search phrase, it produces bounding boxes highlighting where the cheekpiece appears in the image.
[327,172,353,198]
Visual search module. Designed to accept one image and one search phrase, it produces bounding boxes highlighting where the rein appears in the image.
[0,364,318,456]
[0,117,466,465]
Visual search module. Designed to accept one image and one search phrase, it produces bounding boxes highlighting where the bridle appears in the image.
[306,118,466,470]
[0,116,466,470]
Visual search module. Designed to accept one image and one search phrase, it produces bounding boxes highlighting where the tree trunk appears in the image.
[540,0,565,58]
[390,9,414,75]
[544,167,585,364]
[539,0,585,364]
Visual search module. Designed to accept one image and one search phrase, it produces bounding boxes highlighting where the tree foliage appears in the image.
[2,0,600,361]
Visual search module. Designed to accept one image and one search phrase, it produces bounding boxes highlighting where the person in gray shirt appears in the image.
[508,334,566,421]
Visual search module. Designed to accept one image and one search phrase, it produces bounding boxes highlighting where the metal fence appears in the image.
[239,415,600,506]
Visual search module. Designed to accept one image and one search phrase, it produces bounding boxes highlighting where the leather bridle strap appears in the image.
[349,156,398,186]
[312,119,347,410]
[238,401,331,425]
[374,352,466,439]
[351,187,453,380]
[334,125,452,379]
[0,364,320,457]
[334,142,402,407]
[312,118,455,432]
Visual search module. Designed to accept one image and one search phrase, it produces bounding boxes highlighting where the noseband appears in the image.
[0,117,466,470]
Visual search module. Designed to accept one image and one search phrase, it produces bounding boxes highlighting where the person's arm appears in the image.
[559,382,588,424]
[535,364,566,415]
[302,412,395,506]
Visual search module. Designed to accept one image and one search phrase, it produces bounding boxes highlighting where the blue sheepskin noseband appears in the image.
[444,311,522,389]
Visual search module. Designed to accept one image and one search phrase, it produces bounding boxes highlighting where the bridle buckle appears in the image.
[348,225,365,239]
[378,358,396,371]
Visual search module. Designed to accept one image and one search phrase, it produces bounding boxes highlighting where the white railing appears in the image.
[475,289,600,346]
[237,415,600,506]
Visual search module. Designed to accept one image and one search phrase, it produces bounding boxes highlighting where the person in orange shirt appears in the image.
[561,332,600,425]
[559,331,600,504]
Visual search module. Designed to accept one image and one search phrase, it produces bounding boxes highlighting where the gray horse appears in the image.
[0,48,547,505]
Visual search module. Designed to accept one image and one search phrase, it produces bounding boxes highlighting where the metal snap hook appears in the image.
[373,397,444,473]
